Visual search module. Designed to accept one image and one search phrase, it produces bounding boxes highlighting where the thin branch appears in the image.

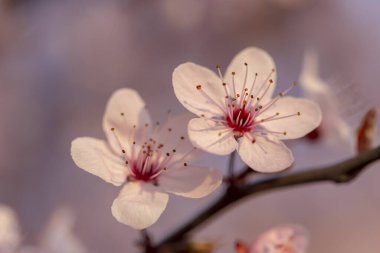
[154,146,380,250]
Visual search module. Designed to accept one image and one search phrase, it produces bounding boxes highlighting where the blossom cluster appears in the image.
[71,47,322,230]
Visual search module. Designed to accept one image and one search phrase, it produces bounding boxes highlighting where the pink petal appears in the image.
[102,88,152,155]
[111,182,169,230]
[159,166,222,198]
[258,97,322,140]
[173,62,226,118]
[225,47,276,104]
[71,137,127,186]
[238,135,294,172]
[188,118,238,155]
[152,113,195,162]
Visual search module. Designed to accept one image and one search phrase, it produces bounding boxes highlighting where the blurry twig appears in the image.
[153,146,380,252]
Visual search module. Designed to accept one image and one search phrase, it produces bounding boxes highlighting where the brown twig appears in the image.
[153,146,380,251]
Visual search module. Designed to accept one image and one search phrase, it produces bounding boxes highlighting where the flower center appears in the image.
[226,105,254,134]
[110,118,194,184]
[130,150,162,182]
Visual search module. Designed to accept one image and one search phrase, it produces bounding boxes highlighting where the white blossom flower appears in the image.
[250,225,309,253]
[299,50,352,147]
[71,88,222,230]
[173,47,321,172]
[0,205,85,253]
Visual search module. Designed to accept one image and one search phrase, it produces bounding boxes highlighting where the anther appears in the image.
[125,161,129,165]
[216,64,221,69]
[120,112,124,116]
[166,153,170,156]
[156,121,160,126]
[232,72,235,75]
[172,149,176,153]
[251,139,256,144]
[168,128,172,132]
[144,123,149,127]
[255,73,258,76]
[279,92,284,97]
[180,136,185,140]
[184,162,188,166]
[244,62,248,66]
[276,112,280,116]
[196,85,202,90]
[283,131,287,135]
[222,82,227,86]
[111,128,115,131]
[297,112,301,116]
[269,79,273,83]
[122,149,126,154]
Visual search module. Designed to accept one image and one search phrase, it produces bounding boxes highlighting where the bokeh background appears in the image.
[1,0,380,252]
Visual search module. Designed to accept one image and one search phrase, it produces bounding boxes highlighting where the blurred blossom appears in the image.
[235,225,309,253]
[71,88,222,229]
[0,204,21,252]
[299,50,353,149]
[40,208,86,253]
[173,47,321,172]
[0,205,85,253]
[250,225,309,253]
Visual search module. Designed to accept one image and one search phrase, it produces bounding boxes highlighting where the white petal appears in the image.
[0,204,21,251]
[258,97,322,140]
[111,183,169,230]
[159,166,222,198]
[188,118,237,155]
[238,135,294,173]
[225,47,276,103]
[173,62,226,118]
[102,88,152,155]
[152,113,195,161]
[71,137,127,186]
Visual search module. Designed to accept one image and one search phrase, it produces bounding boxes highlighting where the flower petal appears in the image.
[111,183,169,230]
[152,113,195,161]
[159,166,222,198]
[225,47,276,103]
[71,137,127,186]
[188,118,238,155]
[238,135,294,173]
[173,62,226,118]
[251,225,309,253]
[102,88,152,155]
[257,97,322,140]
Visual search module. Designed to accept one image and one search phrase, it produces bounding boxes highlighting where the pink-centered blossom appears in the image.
[250,225,309,253]
[173,47,322,172]
[71,88,222,230]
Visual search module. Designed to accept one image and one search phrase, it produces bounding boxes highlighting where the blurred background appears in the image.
[0,0,380,252]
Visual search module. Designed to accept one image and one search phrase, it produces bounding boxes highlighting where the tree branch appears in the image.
[154,146,380,251]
